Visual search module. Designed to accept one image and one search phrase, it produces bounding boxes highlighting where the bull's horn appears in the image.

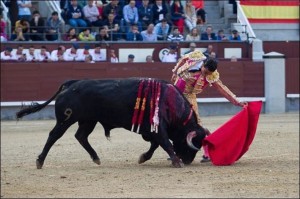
[186,131,200,151]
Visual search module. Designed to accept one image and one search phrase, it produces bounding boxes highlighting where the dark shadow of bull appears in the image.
[16,78,207,169]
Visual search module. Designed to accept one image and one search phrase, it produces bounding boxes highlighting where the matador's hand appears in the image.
[238,101,248,107]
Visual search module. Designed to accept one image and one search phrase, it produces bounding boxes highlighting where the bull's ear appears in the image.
[186,131,200,151]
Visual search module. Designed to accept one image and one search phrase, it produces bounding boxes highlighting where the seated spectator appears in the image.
[29,10,44,41]
[36,46,52,62]
[51,45,66,61]
[154,18,169,41]
[17,0,32,21]
[103,0,123,22]
[102,13,120,41]
[167,26,184,42]
[78,28,96,41]
[126,24,143,41]
[45,11,63,41]
[89,44,106,61]
[217,29,228,41]
[83,0,103,27]
[12,45,26,61]
[64,27,79,41]
[96,27,111,41]
[184,42,196,54]
[184,0,197,32]
[138,0,153,30]
[66,0,87,29]
[146,55,154,63]
[123,0,141,33]
[185,27,199,41]
[110,49,119,63]
[63,43,82,61]
[84,54,95,63]
[11,25,29,41]
[170,0,185,34]
[25,46,38,62]
[128,54,135,63]
[0,10,8,41]
[0,47,17,61]
[141,23,157,41]
[203,44,217,59]
[229,29,241,41]
[11,19,30,41]
[201,25,217,40]
[152,0,169,24]
[162,45,178,63]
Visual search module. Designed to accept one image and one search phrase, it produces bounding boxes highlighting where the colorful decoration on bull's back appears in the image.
[131,79,161,133]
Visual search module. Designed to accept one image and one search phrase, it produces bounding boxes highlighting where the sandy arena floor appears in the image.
[1,112,299,198]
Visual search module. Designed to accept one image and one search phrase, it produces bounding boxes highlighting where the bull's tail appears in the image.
[16,80,79,119]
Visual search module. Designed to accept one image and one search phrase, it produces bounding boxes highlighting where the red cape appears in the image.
[202,101,262,166]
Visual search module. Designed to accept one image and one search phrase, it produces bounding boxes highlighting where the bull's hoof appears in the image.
[36,159,44,169]
[171,157,184,168]
[138,154,146,164]
[93,159,101,165]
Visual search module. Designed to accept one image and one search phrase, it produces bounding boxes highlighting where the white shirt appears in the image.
[76,49,91,61]
[0,51,17,60]
[162,53,177,63]
[25,51,37,62]
[83,5,99,22]
[111,57,119,63]
[89,49,106,62]
[36,51,51,62]
[63,48,82,61]
[50,50,65,61]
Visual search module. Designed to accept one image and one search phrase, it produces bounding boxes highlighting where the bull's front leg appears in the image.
[154,132,184,168]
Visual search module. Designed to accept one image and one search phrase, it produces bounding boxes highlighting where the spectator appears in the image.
[12,45,26,61]
[84,54,95,63]
[29,10,45,41]
[95,1,105,20]
[154,18,169,41]
[162,45,178,63]
[201,26,217,40]
[0,10,8,42]
[229,29,241,41]
[96,27,111,41]
[78,28,96,41]
[138,0,153,30]
[184,42,196,54]
[185,27,199,41]
[192,0,206,24]
[203,44,217,59]
[89,44,106,61]
[64,27,79,41]
[51,45,66,61]
[83,0,102,27]
[170,0,185,34]
[13,19,30,40]
[231,55,238,62]
[126,24,143,41]
[152,0,168,24]
[77,45,91,61]
[103,0,123,21]
[66,0,87,29]
[217,29,228,41]
[146,55,154,62]
[102,13,120,41]
[0,47,17,61]
[141,23,157,41]
[45,11,63,41]
[64,43,82,61]
[183,0,197,32]
[110,49,119,63]
[11,25,29,41]
[36,46,51,62]
[25,46,38,62]
[167,26,184,42]
[123,0,141,33]
[128,54,135,62]
[17,0,32,21]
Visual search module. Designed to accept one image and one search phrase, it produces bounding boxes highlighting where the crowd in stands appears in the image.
[1,0,242,42]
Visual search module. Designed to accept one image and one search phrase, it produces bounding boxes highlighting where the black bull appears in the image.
[16,78,207,168]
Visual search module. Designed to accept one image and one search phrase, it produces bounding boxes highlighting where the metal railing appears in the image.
[1,0,11,39]
[236,1,256,41]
